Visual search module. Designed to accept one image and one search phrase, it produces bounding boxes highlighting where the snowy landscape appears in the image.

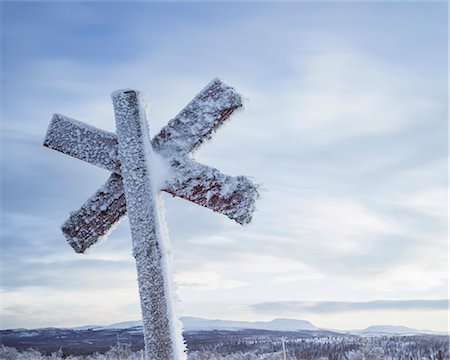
[1,317,448,359]
[2,3,448,360]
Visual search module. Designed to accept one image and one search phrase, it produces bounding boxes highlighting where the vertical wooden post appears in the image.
[112,90,185,360]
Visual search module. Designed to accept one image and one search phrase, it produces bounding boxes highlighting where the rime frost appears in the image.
[165,158,258,225]
[152,78,243,156]
[62,173,126,253]
[44,114,119,173]
[112,90,186,360]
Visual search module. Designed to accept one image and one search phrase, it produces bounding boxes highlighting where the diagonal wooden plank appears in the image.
[152,78,243,156]
[62,173,127,253]
[166,158,258,225]
[63,160,258,252]
[44,114,120,173]
[44,78,242,171]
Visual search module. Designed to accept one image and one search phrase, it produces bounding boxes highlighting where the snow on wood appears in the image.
[45,78,242,170]
[63,161,257,252]
[63,162,257,253]
[152,78,243,156]
[166,158,258,225]
[43,114,120,173]
[61,173,126,253]
[112,89,186,360]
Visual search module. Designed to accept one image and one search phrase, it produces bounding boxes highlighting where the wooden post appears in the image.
[112,90,185,360]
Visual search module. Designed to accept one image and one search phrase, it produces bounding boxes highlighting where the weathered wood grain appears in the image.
[166,158,258,225]
[61,173,126,253]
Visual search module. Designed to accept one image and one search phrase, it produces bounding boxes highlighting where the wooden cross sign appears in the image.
[43,78,259,360]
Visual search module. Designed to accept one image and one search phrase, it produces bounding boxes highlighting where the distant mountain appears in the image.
[71,324,104,330]
[181,316,319,331]
[95,320,142,330]
[4,317,444,336]
[94,317,318,332]
[354,325,438,336]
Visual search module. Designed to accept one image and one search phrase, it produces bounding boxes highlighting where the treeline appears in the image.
[1,335,448,360]
[189,334,449,360]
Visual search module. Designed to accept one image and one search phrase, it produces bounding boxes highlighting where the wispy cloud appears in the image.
[176,271,247,290]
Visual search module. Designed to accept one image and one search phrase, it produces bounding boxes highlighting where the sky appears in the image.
[1,1,448,332]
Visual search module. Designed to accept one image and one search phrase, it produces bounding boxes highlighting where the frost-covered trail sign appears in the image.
[43,79,259,360]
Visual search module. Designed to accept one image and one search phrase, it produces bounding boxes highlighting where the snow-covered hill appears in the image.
[2,316,444,336]
[94,320,142,329]
[181,317,318,331]
[92,317,318,332]
[354,324,439,336]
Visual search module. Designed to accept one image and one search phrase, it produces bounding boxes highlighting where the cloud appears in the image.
[352,263,448,293]
[175,271,247,290]
[251,299,449,314]
[290,196,400,254]
[231,254,325,281]
[3,287,141,329]
[388,187,448,221]
[286,52,443,142]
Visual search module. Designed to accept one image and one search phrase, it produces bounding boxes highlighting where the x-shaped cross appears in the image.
[43,78,259,360]
[44,78,258,253]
